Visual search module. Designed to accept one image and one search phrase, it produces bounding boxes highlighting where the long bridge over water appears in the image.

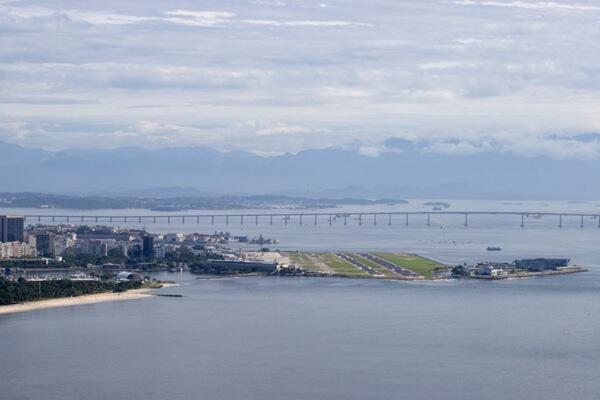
[22,211,600,229]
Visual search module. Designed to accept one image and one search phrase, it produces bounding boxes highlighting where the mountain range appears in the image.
[2,139,599,200]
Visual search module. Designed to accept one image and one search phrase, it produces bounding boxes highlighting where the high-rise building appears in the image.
[0,215,24,243]
[142,235,154,258]
[0,216,5,242]
[32,233,51,255]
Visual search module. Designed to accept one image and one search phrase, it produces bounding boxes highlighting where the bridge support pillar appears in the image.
[464,214,468,227]
[344,215,347,225]
[211,216,214,225]
[359,214,362,226]
[226,216,229,225]
[581,216,584,229]
[388,214,392,226]
[256,215,258,225]
[427,213,430,226]
[241,216,244,225]
[598,216,600,228]
[38,216,41,222]
[52,216,55,222]
[197,216,200,224]
[299,215,303,225]
[139,217,142,223]
[167,216,170,224]
[285,216,288,225]
[314,214,317,225]
[405,213,408,226]
[520,214,524,228]
[558,215,562,228]
[153,216,156,223]
[67,216,70,222]
[373,214,377,226]
[329,215,332,226]
[182,216,185,224]
[270,215,273,225]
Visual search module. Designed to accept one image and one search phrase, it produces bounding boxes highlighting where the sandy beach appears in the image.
[0,285,175,316]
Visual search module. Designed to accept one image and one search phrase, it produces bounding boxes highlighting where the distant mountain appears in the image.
[1,140,600,200]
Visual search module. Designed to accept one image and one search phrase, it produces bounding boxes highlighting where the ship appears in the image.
[486,246,502,251]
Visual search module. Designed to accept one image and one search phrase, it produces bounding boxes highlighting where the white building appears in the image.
[478,264,508,277]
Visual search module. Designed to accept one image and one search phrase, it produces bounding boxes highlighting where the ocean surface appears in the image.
[1,199,600,399]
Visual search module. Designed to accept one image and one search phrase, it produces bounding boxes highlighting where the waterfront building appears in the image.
[200,259,278,273]
[515,258,570,272]
[115,271,142,281]
[477,264,508,277]
[0,215,25,243]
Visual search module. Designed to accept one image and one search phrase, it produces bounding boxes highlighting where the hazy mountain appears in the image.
[2,140,600,200]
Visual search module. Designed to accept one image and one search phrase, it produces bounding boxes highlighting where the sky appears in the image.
[2,0,600,158]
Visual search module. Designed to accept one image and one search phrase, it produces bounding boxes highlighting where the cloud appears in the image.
[1,5,368,29]
[451,1,600,11]
[419,134,600,160]
[163,10,235,27]
[1,6,158,25]
[240,120,313,136]
[2,0,600,160]
[418,61,471,70]
[0,62,270,91]
[241,19,370,27]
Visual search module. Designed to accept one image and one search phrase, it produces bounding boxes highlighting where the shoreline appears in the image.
[0,284,177,316]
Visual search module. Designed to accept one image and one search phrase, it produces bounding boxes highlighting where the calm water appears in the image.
[1,274,599,400]
[1,200,600,399]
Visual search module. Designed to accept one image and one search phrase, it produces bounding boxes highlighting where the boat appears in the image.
[486,246,502,251]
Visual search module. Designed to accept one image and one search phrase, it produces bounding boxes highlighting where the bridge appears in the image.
[22,211,600,228]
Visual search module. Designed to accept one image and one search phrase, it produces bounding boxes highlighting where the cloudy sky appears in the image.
[2,0,600,157]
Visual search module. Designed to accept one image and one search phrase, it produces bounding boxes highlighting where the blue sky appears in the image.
[2,0,600,158]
